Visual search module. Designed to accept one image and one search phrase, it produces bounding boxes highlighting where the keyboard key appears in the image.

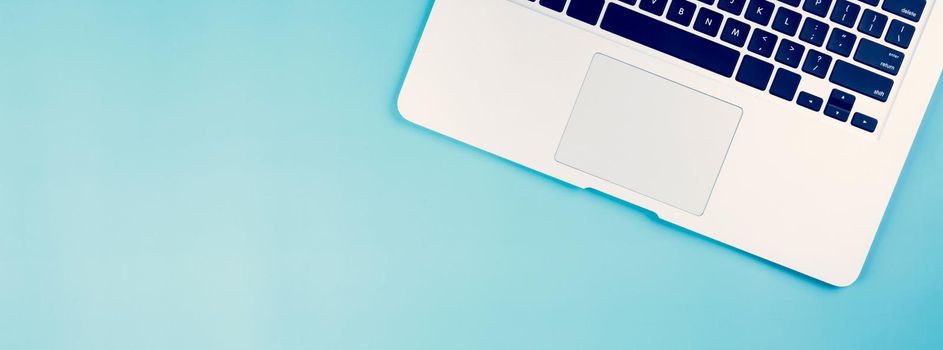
[830,0,861,28]
[802,49,832,78]
[829,89,856,110]
[830,60,893,102]
[640,0,671,15]
[745,0,775,26]
[775,39,805,68]
[855,39,904,75]
[886,19,916,49]
[667,0,698,26]
[799,18,829,46]
[882,0,926,22]
[826,28,856,57]
[694,8,725,37]
[797,91,824,111]
[770,69,802,100]
[567,0,606,25]
[802,0,832,18]
[748,28,778,57]
[600,4,742,77]
[825,89,854,121]
[721,18,752,47]
[617,0,640,4]
[736,55,775,90]
[824,104,851,121]
[778,0,801,6]
[539,0,567,12]
[858,9,888,39]
[718,0,748,15]
[859,0,879,5]
[696,0,716,4]
[772,8,802,36]
[851,112,878,132]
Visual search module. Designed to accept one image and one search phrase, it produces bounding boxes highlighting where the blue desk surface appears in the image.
[2,1,941,349]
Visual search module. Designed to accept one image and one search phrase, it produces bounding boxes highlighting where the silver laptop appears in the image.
[398,0,942,286]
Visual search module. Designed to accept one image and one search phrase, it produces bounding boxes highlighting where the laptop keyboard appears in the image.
[521,0,930,134]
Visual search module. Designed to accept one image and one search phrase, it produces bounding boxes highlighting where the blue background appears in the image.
[2,1,941,349]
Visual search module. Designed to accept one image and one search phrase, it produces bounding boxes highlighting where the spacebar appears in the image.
[599,4,740,78]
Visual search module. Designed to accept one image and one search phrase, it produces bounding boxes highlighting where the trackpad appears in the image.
[556,54,742,215]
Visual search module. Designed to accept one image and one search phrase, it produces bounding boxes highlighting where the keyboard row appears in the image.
[543,0,926,30]
[555,0,916,78]
[544,0,899,99]
[528,0,928,132]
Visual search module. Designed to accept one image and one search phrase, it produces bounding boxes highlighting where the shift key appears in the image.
[830,60,894,102]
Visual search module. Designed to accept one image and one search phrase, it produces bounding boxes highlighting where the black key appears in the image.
[830,60,892,101]
[855,39,904,76]
[851,113,878,132]
[694,8,725,37]
[748,28,778,57]
[886,19,916,49]
[745,0,775,26]
[858,9,888,39]
[827,28,856,57]
[539,0,567,12]
[696,0,716,4]
[617,0,640,4]
[829,89,856,110]
[719,0,748,15]
[667,0,698,26]
[803,0,832,17]
[775,39,805,68]
[779,0,801,6]
[799,18,829,46]
[640,0,671,15]
[797,91,824,111]
[825,89,854,121]
[567,0,606,25]
[830,0,861,28]
[770,69,802,101]
[721,18,752,47]
[600,4,742,77]
[772,7,802,36]
[736,55,775,90]
[860,0,879,5]
[882,0,926,22]
[802,49,832,78]
[825,104,851,121]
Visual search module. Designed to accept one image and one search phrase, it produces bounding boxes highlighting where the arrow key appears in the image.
[828,89,856,110]
[825,104,851,122]
[797,91,824,111]
[851,112,878,132]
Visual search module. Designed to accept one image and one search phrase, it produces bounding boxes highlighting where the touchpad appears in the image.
[556,54,742,216]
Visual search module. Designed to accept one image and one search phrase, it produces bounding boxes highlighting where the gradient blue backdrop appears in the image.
[1,1,941,349]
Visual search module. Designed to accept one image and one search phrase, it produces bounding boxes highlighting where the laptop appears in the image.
[398,0,942,286]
